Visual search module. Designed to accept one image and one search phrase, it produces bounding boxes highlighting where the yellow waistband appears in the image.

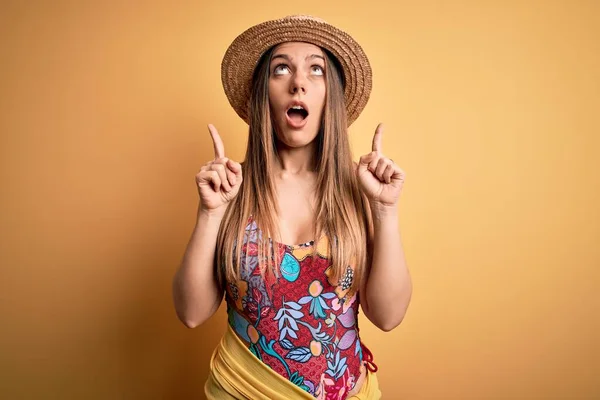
[205,324,381,399]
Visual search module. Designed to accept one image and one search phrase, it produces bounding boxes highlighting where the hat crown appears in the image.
[283,15,326,23]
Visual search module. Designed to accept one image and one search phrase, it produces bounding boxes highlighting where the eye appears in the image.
[311,65,324,76]
[273,64,290,75]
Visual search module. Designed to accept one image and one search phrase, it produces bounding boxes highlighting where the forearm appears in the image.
[172,205,225,328]
[364,204,412,331]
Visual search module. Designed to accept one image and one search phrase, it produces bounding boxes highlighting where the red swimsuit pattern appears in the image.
[225,218,378,399]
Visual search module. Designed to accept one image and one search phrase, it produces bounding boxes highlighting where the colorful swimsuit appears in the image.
[224,218,378,399]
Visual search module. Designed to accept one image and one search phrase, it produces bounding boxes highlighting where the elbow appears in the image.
[182,318,201,329]
[172,274,225,330]
[370,296,411,332]
[176,311,206,329]
[367,291,412,332]
[173,298,222,329]
[172,281,213,329]
[365,309,406,332]
[377,316,404,332]
[379,284,413,332]
[173,297,208,329]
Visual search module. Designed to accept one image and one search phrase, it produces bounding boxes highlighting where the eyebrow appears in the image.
[271,54,325,63]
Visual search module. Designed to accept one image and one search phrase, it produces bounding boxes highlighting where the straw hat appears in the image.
[221,15,372,126]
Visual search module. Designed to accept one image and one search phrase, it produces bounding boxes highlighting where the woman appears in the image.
[172,15,412,399]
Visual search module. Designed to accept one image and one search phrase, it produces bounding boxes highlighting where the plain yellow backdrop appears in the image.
[1,1,598,399]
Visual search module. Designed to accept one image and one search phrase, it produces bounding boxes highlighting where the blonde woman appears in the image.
[172,15,412,400]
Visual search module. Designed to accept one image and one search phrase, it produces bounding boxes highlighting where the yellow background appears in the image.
[1,1,598,398]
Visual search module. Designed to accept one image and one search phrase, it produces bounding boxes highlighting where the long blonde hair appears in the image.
[216,46,372,295]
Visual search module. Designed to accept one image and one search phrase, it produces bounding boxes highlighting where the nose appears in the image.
[289,72,307,95]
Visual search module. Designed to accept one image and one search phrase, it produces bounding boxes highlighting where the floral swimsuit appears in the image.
[225,218,378,399]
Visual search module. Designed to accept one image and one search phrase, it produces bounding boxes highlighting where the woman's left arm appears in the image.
[357,123,413,332]
[362,203,412,331]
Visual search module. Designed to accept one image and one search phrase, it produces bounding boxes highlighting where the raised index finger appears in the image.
[372,123,384,153]
[207,124,225,159]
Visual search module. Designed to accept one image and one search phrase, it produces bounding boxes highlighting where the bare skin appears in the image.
[173,41,412,396]
[268,42,324,245]
[172,123,242,329]
[268,41,371,395]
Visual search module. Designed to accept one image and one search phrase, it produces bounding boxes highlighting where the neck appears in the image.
[274,142,317,177]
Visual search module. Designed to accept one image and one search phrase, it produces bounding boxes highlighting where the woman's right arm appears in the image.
[172,207,226,328]
[172,124,242,328]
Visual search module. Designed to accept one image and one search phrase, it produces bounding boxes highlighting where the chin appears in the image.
[276,128,319,148]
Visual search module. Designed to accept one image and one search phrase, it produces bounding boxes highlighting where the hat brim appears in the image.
[221,16,372,126]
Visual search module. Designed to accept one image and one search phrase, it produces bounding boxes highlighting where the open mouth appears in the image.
[286,105,309,123]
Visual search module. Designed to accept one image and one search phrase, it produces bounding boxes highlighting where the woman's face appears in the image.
[268,42,326,148]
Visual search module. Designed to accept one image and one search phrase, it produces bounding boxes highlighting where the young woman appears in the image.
[172,15,412,399]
